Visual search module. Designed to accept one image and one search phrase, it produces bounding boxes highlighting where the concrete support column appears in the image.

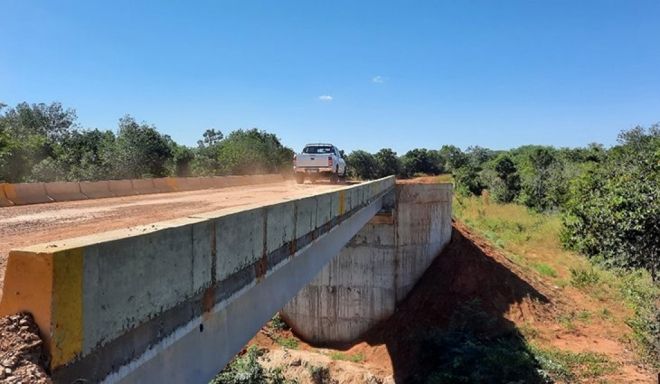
[282,183,452,344]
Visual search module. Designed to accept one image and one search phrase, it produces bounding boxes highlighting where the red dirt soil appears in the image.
[253,221,656,383]
[0,312,51,383]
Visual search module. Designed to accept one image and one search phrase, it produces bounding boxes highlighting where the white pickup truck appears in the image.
[293,143,347,184]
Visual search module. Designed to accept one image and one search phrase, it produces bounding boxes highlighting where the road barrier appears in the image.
[152,177,178,193]
[0,183,14,207]
[45,182,87,202]
[108,179,134,196]
[130,179,158,195]
[0,174,288,207]
[79,181,114,199]
[2,182,52,205]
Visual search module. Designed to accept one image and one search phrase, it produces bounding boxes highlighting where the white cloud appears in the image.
[318,95,333,102]
[372,75,385,83]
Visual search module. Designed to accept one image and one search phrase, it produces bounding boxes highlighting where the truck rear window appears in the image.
[303,146,333,154]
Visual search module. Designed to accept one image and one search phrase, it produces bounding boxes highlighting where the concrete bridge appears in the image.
[0,175,452,383]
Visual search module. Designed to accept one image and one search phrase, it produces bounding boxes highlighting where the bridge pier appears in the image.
[281,183,453,344]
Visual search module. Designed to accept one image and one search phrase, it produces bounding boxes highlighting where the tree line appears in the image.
[0,102,294,183]
[345,126,659,279]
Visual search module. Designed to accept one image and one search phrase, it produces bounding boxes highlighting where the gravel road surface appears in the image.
[0,181,344,288]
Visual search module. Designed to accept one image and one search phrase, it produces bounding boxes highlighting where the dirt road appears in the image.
[0,181,344,287]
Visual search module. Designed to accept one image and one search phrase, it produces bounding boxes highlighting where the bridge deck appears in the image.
[0,181,343,287]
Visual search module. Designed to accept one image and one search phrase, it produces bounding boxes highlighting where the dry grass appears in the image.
[453,194,587,284]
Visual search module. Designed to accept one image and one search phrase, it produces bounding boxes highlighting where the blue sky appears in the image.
[2,1,659,154]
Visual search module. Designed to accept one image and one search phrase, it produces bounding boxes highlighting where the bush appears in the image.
[214,346,298,384]
[561,126,660,279]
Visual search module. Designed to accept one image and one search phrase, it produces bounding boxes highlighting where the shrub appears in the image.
[561,126,659,279]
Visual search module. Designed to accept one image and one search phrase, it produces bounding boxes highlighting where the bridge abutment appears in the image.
[281,183,452,344]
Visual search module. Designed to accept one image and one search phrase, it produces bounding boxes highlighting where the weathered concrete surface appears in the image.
[282,183,452,344]
[45,182,87,201]
[112,192,386,384]
[107,179,134,196]
[0,183,14,207]
[0,176,394,383]
[79,180,114,199]
[129,179,157,195]
[3,182,53,205]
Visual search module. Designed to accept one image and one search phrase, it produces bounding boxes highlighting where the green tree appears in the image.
[482,154,521,203]
[561,125,660,278]
[114,115,174,178]
[172,145,195,177]
[192,129,292,176]
[400,148,443,176]
[439,145,468,172]
[373,148,401,178]
[454,163,484,196]
[198,128,223,147]
[0,102,77,182]
[515,147,568,211]
[346,150,378,179]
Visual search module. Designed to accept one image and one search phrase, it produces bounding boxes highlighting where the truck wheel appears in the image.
[295,173,305,184]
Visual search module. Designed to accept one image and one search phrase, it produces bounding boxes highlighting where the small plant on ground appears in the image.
[618,270,660,367]
[275,337,299,350]
[533,263,557,278]
[531,345,617,381]
[213,345,267,384]
[308,365,333,384]
[328,351,365,363]
[570,267,600,289]
[269,367,299,384]
[270,313,289,331]
[213,346,298,384]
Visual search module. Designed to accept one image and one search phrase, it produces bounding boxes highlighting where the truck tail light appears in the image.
[327,156,333,166]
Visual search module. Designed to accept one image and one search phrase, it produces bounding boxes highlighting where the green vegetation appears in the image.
[307,365,332,384]
[327,351,365,363]
[531,346,617,382]
[569,267,601,289]
[345,147,444,179]
[275,337,299,350]
[533,263,557,278]
[454,193,660,370]
[213,346,298,384]
[413,300,549,383]
[561,126,659,278]
[269,313,289,331]
[0,102,293,182]
[349,125,658,280]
